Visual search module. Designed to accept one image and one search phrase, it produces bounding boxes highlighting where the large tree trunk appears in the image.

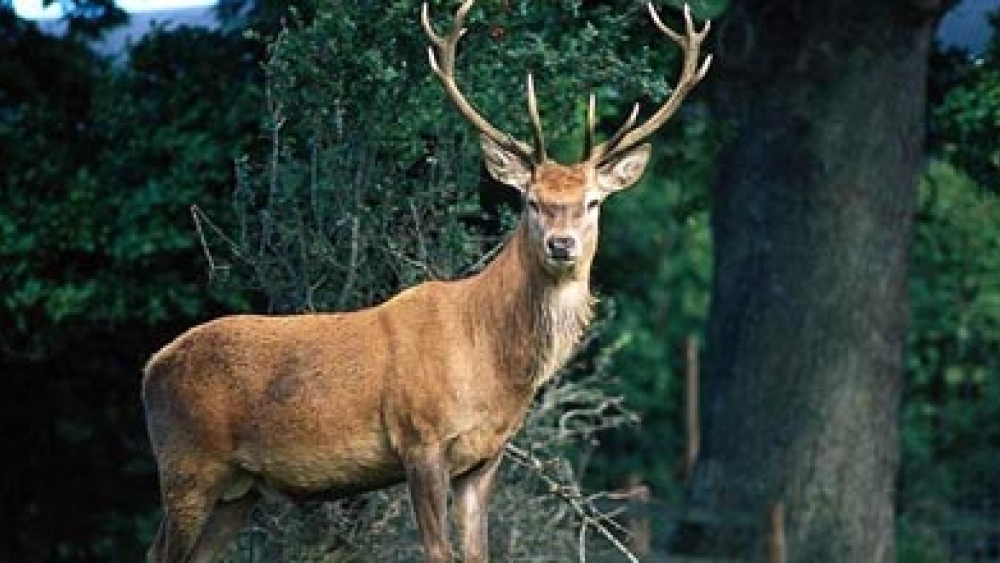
[679,1,945,560]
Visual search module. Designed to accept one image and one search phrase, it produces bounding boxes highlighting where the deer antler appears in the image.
[422,1,544,162]
[585,3,712,164]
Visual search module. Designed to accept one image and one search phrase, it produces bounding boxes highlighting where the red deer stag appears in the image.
[142,2,710,561]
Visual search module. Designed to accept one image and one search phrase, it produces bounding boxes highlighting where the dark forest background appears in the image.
[1,0,999,561]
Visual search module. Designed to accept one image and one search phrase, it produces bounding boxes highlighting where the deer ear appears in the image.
[596,143,651,194]
[480,134,532,192]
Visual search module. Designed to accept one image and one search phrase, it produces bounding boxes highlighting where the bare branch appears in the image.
[505,444,640,563]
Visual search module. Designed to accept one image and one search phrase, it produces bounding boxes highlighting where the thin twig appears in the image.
[460,238,507,276]
[505,444,640,563]
[408,199,432,274]
[191,204,220,275]
[190,204,252,279]
[382,237,438,280]
[557,395,630,439]
[336,217,361,309]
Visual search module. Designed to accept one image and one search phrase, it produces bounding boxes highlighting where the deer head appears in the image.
[422,1,712,280]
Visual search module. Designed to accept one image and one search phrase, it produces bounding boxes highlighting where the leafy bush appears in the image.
[900,17,1000,559]
[0,22,261,358]
[0,13,267,560]
[931,52,1000,192]
[899,160,1000,560]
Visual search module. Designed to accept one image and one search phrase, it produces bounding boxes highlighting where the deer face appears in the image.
[480,136,651,277]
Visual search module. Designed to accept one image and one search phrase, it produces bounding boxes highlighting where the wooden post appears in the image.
[683,335,700,481]
[624,473,651,560]
[768,501,786,563]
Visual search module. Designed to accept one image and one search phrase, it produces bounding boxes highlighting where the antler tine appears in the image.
[589,3,712,163]
[584,96,642,162]
[583,94,597,161]
[602,102,641,157]
[422,1,475,77]
[422,1,534,159]
[526,73,547,161]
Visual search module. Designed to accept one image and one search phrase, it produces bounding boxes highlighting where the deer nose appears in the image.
[546,236,577,260]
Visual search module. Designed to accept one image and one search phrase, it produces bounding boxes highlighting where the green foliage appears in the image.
[932,64,1000,191]
[929,13,1000,191]
[898,19,1000,560]
[898,160,1000,562]
[903,160,1000,502]
[1,17,105,357]
[897,513,952,563]
[206,3,490,310]
[0,24,261,358]
[900,20,1000,556]
[0,17,263,562]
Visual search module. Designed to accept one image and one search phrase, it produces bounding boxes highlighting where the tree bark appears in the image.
[679,1,945,560]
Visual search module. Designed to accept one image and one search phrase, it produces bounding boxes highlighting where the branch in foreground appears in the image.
[504,443,640,563]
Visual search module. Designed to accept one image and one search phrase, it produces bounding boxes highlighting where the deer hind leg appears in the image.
[147,519,168,563]
[453,452,502,563]
[403,445,453,563]
[189,490,259,563]
[149,459,234,563]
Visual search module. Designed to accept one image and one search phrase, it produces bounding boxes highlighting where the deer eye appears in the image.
[527,199,541,213]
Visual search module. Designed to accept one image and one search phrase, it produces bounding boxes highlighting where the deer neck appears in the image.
[466,221,595,389]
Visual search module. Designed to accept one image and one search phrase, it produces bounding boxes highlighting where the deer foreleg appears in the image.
[404,445,453,563]
[453,451,503,563]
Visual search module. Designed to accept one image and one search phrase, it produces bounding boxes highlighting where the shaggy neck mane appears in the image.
[464,221,594,387]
